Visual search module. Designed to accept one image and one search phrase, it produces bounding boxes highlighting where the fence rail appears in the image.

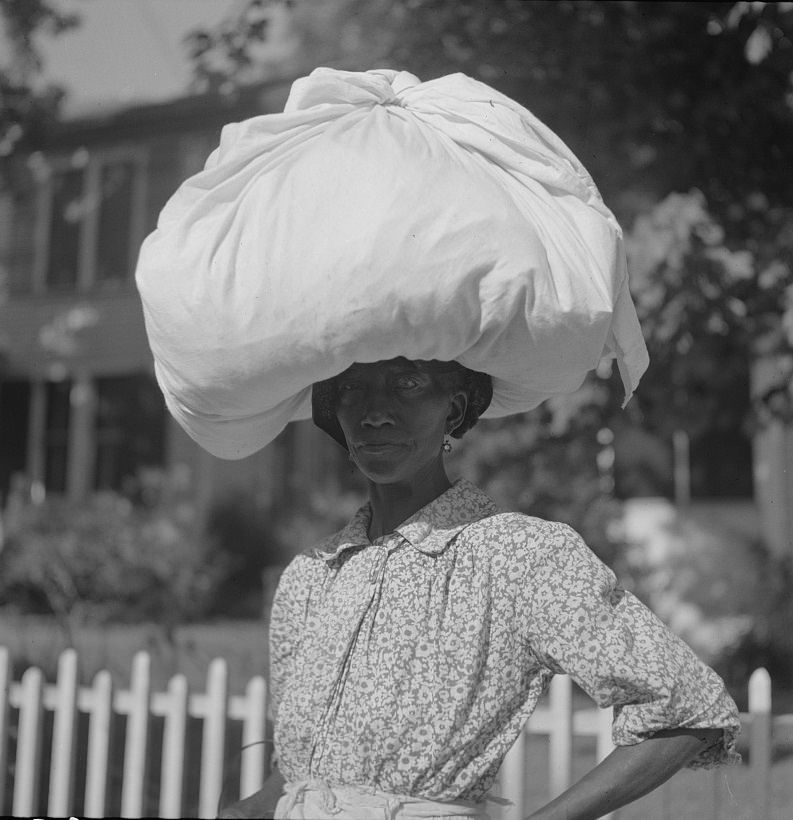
[0,646,268,818]
[0,647,789,819]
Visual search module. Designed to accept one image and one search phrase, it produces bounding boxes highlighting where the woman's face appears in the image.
[335,358,467,485]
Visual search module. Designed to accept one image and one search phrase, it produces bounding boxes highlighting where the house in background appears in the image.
[0,80,350,531]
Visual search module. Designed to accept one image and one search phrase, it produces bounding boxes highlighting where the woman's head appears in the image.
[312,358,492,484]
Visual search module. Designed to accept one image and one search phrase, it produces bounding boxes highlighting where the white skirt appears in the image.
[274,779,490,820]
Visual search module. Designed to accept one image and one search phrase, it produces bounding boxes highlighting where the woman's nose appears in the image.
[360,392,395,428]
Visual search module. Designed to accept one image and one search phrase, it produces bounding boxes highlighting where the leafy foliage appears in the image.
[0,469,227,640]
[0,0,78,156]
[184,0,298,96]
[625,190,792,438]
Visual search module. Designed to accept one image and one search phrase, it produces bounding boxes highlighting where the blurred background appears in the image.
[0,0,792,720]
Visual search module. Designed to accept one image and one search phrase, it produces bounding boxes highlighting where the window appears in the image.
[96,160,137,283]
[0,381,31,504]
[0,373,166,500]
[94,374,166,492]
[35,148,146,292]
[46,167,83,289]
[44,380,72,493]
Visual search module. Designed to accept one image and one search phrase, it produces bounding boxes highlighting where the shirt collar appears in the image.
[315,479,498,562]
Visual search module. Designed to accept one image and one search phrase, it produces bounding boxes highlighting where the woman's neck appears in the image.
[366,459,452,540]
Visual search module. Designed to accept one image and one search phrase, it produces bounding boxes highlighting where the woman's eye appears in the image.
[395,375,421,390]
[338,382,360,392]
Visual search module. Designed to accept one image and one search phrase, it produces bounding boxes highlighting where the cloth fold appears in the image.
[136,66,650,459]
[284,68,420,110]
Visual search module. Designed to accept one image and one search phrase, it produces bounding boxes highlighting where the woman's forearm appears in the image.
[218,767,286,819]
[526,728,722,820]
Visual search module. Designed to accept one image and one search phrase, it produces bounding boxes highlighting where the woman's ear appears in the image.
[446,391,468,435]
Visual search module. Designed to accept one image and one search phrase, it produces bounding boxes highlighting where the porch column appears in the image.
[27,380,46,500]
[66,372,96,501]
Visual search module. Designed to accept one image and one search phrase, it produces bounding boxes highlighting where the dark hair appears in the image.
[311,359,493,449]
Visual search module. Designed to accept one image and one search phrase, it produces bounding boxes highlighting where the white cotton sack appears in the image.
[136,67,649,459]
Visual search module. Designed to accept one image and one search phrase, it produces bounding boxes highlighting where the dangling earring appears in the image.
[442,436,452,453]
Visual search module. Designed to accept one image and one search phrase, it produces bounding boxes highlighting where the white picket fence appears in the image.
[0,646,268,818]
[0,647,788,819]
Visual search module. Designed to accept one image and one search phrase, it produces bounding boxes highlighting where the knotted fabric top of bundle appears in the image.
[135,67,649,459]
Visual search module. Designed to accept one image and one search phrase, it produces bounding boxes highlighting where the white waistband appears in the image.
[275,779,490,819]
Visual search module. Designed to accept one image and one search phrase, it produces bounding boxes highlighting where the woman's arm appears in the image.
[526,727,722,820]
[218,767,286,819]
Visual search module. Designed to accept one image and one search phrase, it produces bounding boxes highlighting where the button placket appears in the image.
[369,545,388,586]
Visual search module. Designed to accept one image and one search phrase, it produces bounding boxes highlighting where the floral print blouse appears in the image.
[269,479,740,802]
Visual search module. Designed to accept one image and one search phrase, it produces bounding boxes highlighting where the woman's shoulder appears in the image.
[461,510,614,592]
[271,533,340,609]
[463,509,579,550]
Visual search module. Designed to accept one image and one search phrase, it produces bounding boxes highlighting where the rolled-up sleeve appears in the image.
[521,522,741,767]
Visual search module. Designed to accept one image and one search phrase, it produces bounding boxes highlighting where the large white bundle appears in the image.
[136,68,648,459]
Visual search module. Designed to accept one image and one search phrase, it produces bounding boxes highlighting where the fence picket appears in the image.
[0,647,10,812]
[160,673,188,819]
[12,666,44,818]
[595,706,616,820]
[500,727,526,820]
[199,657,228,818]
[548,674,573,799]
[239,675,268,799]
[84,669,114,818]
[749,667,772,820]
[594,705,615,764]
[121,650,151,818]
[48,647,79,816]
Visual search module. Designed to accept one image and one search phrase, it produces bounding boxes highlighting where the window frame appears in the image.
[31,144,149,294]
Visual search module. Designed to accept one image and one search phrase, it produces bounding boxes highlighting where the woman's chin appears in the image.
[355,452,445,488]
[353,453,417,485]
[357,461,410,485]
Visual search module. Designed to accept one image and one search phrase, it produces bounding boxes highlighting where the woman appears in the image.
[219,357,739,820]
[134,68,739,820]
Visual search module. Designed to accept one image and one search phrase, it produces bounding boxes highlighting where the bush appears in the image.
[0,469,227,640]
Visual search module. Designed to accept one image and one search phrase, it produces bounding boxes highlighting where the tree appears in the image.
[0,0,79,373]
[0,0,78,156]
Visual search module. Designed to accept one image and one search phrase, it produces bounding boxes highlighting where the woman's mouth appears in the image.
[356,441,403,455]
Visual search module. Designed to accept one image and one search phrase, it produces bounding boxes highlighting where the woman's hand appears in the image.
[218,768,286,819]
[524,728,722,820]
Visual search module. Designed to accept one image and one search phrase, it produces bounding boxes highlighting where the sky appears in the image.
[34,0,249,118]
